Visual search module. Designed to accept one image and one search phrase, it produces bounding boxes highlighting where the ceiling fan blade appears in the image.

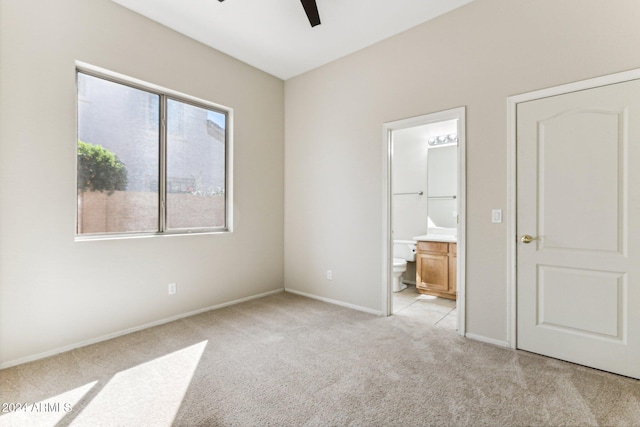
[300,0,321,27]
[219,0,320,27]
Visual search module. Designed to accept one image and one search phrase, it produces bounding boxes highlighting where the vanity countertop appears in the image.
[412,234,457,243]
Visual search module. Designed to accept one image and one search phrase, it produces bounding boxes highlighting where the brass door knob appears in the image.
[520,234,539,244]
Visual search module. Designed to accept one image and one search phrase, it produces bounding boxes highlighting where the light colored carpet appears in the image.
[1,291,639,426]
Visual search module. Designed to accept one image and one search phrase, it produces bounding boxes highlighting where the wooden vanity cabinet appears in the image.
[448,243,457,296]
[416,241,457,300]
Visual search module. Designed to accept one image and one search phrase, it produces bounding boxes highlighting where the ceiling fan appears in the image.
[217,0,321,27]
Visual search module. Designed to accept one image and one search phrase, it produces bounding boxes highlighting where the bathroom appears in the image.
[391,117,459,326]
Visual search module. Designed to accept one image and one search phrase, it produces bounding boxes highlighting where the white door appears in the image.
[517,79,640,379]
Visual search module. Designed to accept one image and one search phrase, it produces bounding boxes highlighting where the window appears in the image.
[76,67,230,237]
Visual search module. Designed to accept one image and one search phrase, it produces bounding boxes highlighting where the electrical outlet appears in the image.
[168,282,177,295]
[326,270,333,280]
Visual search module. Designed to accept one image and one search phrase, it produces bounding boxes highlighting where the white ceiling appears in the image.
[111,0,475,80]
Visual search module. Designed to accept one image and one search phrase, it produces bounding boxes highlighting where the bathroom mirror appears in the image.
[427,145,457,229]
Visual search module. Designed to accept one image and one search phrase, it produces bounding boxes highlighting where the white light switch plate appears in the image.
[492,209,502,223]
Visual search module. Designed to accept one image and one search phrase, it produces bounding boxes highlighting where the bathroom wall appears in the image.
[392,119,458,240]
[392,128,428,241]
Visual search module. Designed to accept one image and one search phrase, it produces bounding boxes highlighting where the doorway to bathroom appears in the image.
[382,107,466,336]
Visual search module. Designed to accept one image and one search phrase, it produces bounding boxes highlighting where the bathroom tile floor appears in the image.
[392,284,457,330]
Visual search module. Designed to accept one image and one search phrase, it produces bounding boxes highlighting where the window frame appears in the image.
[75,62,233,240]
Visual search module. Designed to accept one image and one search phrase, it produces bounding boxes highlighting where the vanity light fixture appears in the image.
[427,133,458,146]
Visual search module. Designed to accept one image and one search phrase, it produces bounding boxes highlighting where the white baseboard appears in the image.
[465,332,510,348]
[1,288,284,370]
[285,288,383,316]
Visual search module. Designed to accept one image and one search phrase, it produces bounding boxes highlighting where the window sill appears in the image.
[74,229,231,242]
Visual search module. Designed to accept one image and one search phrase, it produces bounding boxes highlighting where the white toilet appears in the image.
[392,240,417,292]
[392,258,408,292]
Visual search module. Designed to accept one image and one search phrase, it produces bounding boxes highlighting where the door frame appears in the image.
[382,107,466,337]
[506,68,640,349]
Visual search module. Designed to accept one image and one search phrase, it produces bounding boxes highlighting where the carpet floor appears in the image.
[1,291,639,426]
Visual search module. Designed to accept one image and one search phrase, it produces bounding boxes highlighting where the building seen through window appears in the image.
[76,70,228,236]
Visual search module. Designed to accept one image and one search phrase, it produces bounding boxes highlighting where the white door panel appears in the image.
[517,80,640,379]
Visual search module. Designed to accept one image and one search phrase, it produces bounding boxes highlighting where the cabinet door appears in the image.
[448,252,457,294]
[416,252,449,292]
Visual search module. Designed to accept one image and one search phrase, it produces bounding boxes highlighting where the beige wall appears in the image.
[0,0,284,365]
[284,0,640,341]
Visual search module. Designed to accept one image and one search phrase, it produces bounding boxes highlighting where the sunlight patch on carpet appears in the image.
[0,381,97,427]
[69,341,208,426]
